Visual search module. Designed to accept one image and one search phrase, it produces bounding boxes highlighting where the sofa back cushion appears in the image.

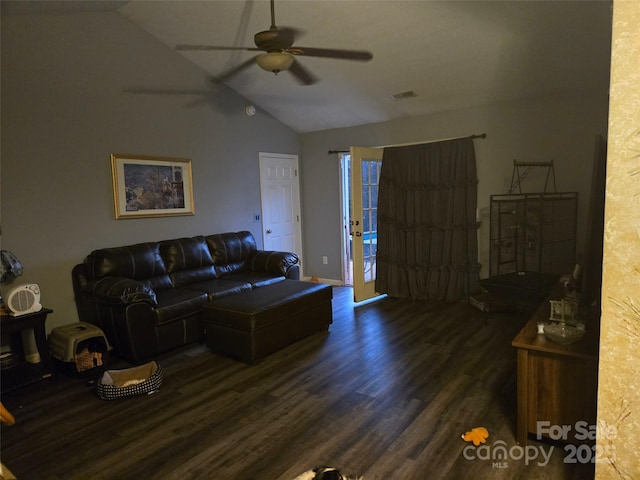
[160,236,216,288]
[206,231,257,277]
[85,242,172,290]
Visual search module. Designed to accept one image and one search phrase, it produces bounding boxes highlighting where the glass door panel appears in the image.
[350,146,383,302]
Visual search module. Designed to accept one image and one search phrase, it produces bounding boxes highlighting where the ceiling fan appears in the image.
[175,0,373,86]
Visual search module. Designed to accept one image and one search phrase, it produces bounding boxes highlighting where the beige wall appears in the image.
[596,1,640,478]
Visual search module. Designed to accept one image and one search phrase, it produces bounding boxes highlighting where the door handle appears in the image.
[266,229,272,234]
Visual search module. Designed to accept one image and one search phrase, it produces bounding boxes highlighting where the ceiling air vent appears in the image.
[391,90,417,100]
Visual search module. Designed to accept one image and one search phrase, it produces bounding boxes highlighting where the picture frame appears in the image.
[549,298,578,325]
[111,153,194,219]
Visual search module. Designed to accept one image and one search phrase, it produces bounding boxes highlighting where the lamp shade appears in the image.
[255,52,294,73]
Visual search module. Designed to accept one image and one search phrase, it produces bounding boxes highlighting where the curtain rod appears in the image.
[327,133,486,155]
[377,132,486,149]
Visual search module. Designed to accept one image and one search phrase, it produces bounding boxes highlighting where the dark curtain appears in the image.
[375,138,481,301]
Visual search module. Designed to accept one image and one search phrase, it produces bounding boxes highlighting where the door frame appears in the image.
[339,153,353,286]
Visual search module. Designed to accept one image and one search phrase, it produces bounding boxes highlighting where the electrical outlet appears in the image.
[254,213,261,222]
[322,256,328,265]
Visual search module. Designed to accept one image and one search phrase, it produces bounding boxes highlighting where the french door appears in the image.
[350,146,383,302]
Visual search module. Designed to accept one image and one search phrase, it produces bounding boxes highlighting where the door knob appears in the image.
[266,229,272,234]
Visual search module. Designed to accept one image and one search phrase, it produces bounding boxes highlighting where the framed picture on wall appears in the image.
[111,153,195,219]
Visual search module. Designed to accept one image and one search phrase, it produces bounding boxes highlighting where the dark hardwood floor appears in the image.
[1,287,594,479]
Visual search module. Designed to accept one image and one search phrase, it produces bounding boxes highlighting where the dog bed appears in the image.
[96,361,163,400]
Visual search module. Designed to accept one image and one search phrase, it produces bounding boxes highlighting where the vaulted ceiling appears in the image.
[5,0,613,133]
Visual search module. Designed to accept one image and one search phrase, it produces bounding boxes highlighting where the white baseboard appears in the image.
[302,276,345,286]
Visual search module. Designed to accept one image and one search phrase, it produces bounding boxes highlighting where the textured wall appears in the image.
[596,1,640,478]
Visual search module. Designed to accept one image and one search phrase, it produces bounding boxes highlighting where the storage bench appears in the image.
[203,280,333,363]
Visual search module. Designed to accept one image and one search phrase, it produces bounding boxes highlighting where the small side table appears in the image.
[1,308,54,393]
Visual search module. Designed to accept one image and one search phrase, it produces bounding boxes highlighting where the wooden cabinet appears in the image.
[512,286,599,445]
[1,308,54,393]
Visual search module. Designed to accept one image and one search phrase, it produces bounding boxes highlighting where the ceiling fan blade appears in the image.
[123,87,213,96]
[122,88,211,95]
[176,44,261,52]
[289,47,373,61]
[123,87,214,109]
[214,56,258,83]
[288,59,317,86]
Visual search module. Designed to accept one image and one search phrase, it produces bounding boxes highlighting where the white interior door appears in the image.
[350,146,383,302]
[259,152,303,269]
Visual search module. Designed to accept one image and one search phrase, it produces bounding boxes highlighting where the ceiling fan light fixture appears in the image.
[256,52,294,74]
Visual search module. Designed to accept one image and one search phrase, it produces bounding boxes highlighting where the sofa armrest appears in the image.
[83,276,157,306]
[284,264,300,280]
[247,251,299,278]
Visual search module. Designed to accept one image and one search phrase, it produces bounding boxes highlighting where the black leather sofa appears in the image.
[72,231,304,364]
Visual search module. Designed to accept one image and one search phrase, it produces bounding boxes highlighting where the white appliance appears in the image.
[5,283,42,316]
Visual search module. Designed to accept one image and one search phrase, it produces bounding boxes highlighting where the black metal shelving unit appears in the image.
[489,192,578,277]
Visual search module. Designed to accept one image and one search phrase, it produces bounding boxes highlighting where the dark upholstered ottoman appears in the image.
[203,280,333,363]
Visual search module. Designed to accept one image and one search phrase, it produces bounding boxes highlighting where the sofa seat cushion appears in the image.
[154,288,208,326]
[169,266,216,288]
[222,272,286,288]
[182,279,252,300]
